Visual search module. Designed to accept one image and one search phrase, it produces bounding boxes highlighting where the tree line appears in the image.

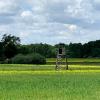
[0,34,100,63]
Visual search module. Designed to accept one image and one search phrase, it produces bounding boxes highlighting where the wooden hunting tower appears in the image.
[56,43,68,70]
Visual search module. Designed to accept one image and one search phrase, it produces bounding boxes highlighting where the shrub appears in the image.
[31,53,46,64]
[11,53,46,64]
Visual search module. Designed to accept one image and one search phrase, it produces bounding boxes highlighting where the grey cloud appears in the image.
[0,0,21,15]
[0,16,14,25]
[0,0,100,44]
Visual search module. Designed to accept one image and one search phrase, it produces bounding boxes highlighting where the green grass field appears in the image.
[47,58,100,62]
[0,71,100,100]
[0,64,100,71]
[46,58,100,65]
[0,58,100,100]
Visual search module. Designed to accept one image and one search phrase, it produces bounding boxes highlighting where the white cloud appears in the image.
[21,11,33,18]
[19,32,30,38]
[0,0,100,44]
[64,24,77,32]
[0,0,20,15]
[94,0,100,4]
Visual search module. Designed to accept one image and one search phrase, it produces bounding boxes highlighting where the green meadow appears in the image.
[0,58,100,100]
[47,58,100,62]
[0,71,100,100]
[46,58,100,65]
[0,64,100,71]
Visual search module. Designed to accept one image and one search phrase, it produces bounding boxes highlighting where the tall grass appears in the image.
[0,71,100,100]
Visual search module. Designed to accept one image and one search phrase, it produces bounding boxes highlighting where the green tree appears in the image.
[68,43,83,58]
[0,42,4,60]
[1,34,20,59]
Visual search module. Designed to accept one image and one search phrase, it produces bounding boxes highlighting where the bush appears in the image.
[11,53,46,64]
[31,53,46,64]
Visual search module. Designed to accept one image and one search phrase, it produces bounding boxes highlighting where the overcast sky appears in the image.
[0,0,100,44]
